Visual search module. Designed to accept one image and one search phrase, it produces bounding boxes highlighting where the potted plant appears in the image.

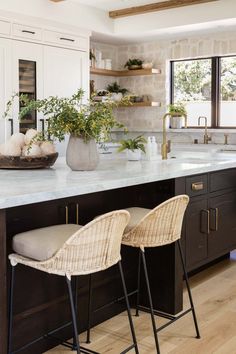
[89,49,96,67]
[117,135,147,161]
[168,102,187,129]
[106,82,129,101]
[18,89,129,171]
[124,58,143,70]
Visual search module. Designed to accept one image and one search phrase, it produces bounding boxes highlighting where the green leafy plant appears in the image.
[168,102,187,116]
[124,58,143,69]
[106,82,129,95]
[5,89,130,143]
[117,135,147,153]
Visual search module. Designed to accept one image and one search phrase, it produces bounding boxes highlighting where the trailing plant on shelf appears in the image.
[106,82,129,95]
[124,58,143,70]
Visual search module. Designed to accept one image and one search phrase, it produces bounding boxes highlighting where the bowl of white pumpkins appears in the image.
[0,129,58,169]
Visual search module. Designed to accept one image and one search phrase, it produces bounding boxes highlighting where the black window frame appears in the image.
[170,55,236,129]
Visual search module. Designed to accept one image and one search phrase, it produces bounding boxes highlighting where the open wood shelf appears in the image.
[119,101,161,107]
[90,67,161,77]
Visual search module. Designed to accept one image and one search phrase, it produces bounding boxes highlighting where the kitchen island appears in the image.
[1,153,236,354]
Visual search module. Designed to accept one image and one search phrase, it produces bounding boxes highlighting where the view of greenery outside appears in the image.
[220,57,236,127]
[172,56,236,127]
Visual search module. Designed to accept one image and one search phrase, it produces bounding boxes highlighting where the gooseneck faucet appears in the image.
[198,116,211,144]
[161,113,187,160]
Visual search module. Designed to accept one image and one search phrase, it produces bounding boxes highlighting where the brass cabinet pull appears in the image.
[191,182,204,191]
[210,207,219,231]
[65,205,69,224]
[76,203,79,225]
[201,209,210,234]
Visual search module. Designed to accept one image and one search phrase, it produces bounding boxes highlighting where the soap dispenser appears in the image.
[151,136,157,158]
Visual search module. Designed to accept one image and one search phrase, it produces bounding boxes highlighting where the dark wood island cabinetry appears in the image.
[0,164,236,354]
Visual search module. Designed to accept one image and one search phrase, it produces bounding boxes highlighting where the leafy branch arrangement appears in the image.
[117,135,147,153]
[5,89,130,143]
[106,82,129,95]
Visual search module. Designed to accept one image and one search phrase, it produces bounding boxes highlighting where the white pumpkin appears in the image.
[2,141,21,156]
[40,141,56,155]
[22,144,42,157]
[10,133,25,148]
[24,129,39,145]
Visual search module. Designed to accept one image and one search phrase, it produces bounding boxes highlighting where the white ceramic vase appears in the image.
[126,149,141,161]
[66,135,99,171]
[170,116,183,129]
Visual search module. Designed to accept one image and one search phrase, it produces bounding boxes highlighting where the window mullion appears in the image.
[211,57,220,128]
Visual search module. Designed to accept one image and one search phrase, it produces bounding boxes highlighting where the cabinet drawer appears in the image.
[0,20,11,36]
[12,23,42,41]
[186,174,208,197]
[210,169,236,192]
[43,30,87,51]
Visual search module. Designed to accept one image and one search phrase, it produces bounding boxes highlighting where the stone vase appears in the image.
[66,135,99,171]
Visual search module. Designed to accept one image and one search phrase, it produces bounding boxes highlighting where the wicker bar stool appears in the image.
[122,195,200,354]
[8,210,139,354]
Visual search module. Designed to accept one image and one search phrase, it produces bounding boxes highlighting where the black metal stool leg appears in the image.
[73,277,79,350]
[135,250,141,317]
[141,250,160,354]
[118,261,139,354]
[66,276,80,354]
[177,240,201,339]
[86,274,92,344]
[8,265,15,354]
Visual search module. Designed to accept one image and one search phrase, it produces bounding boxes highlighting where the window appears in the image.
[171,56,236,128]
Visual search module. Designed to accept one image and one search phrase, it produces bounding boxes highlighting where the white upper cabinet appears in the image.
[43,46,88,155]
[0,38,12,143]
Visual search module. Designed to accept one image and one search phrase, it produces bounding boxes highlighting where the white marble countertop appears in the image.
[1,150,236,209]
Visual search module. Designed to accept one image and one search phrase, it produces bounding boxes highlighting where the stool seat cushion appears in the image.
[12,224,82,262]
[124,207,150,232]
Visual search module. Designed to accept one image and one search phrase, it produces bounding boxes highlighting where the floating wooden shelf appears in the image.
[90,67,161,77]
[119,101,161,107]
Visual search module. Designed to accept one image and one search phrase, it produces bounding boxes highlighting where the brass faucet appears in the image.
[161,113,187,160]
[198,116,211,144]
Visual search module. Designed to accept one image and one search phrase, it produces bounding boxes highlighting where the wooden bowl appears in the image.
[0,153,58,169]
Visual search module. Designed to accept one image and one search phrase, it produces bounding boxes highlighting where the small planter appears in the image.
[127,65,142,70]
[126,149,141,161]
[170,116,184,129]
[111,93,123,102]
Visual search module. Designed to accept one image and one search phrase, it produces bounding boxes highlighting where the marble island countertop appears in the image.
[1,151,236,209]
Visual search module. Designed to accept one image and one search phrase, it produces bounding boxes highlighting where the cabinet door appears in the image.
[185,198,208,271]
[43,46,88,155]
[0,38,12,143]
[12,40,43,137]
[208,192,236,257]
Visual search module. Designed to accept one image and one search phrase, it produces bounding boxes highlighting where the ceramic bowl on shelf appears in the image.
[142,62,153,69]
[0,153,58,169]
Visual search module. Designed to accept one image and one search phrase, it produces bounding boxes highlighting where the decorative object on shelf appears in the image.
[89,49,96,68]
[124,58,143,70]
[168,102,187,129]
[142,62,153,69]
[18,89,129,171]
[106,82,129,101]
[90,80,95,98]
[117,135,146,161]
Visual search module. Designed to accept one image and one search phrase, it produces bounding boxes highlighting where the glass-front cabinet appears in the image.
[18,59,37,133]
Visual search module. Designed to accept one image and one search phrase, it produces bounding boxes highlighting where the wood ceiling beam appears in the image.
[109,0,219,19]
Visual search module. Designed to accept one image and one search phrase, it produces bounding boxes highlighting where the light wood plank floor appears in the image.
[46,252,236,354]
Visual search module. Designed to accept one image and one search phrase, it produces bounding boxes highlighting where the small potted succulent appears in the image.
[106,82,129,101]
[117,135,146,161]
[168,102,187,129]
[124,58,143,70]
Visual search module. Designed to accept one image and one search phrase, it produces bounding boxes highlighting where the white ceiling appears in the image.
[71,0,164,11]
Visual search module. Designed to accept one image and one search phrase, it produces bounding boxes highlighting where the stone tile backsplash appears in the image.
[91,30,236,143]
